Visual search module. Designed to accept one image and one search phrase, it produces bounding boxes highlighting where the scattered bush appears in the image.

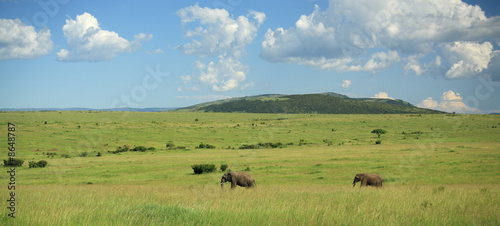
[4,158,24,167]
[97,152,102,157]
[29,160,48,168]
[375,140,382,145]
[109,145,155,154]
[166,141,176,150]
[243,166,251,171]
[239,142,284,149]
[78,152,89,157]
[196,143,216,149]
[131,146,147,152]
[220,164,228,172]
[191,164,216,174]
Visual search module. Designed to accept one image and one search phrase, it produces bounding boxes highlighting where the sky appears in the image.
[0,0,499,113]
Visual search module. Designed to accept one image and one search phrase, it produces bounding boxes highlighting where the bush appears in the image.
[375,140,382,145]
[29,160,48,168]
[220,164,228,172]
[109,145,130,154]
[131,146,147,152]
[166,141,176,149]
[239,142,284,149]
[4,158,24,167]
[196,143,216,149]
[191,164,216,174]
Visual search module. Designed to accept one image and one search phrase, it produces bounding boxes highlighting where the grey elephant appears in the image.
[352,173,383,187]
[220,172,256,189]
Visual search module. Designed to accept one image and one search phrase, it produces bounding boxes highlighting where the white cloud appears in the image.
[177,4,264,91]
[341,80,351,89]
[196,57,249,91]
[177,4,264,59]
[0,19,53,60]
[180,75,192,84]
[417,90,481,113]
[372,92,394,99]
[146,49,163,55]
[260,0,500,78]
[347,51,400,73]
[57,12,152,62]
[441,41,498,79]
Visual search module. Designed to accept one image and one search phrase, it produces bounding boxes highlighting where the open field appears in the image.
[1,111,499,225]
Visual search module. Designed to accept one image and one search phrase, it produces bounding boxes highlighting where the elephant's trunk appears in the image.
[220,182,224,188]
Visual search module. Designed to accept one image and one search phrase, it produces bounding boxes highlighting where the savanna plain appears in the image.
[0,111,499,225]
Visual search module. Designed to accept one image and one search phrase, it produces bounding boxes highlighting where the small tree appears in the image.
[371,129,387,138]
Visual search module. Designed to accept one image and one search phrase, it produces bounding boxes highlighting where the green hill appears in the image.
[178,93,444,114]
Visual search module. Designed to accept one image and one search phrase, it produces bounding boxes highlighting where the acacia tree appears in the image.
[371,129,387,138]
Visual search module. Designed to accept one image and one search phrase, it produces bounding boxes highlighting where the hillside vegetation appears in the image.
[179,93,444,114]
[0,112,498,225]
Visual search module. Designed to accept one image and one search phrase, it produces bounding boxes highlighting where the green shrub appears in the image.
[191,164,216,174]
[131,146,147,152]
[196,143,216,149]
[166,141,176,149]
[29,160,48,168]
[220,164,228,172]
[375,140,382,145]
[239,142,284,149]
[4,158,24,167]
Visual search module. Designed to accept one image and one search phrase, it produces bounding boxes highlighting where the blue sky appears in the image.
[1,0,499,113]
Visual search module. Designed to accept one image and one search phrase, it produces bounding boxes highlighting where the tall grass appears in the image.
[2,184,498,225]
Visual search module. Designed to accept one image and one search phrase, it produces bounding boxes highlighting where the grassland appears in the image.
[0,111,499,225]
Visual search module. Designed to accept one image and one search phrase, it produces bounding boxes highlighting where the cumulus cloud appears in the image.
[196,56,249,91]
[372,92,394,99]
[441,41,498,79]
[260,0,500,78]
[177,4,264,91]
[417,90,481,113]
[57,12,152,62]
[346,51,400,73]
[341,80,351,89]
[0,19,53,60]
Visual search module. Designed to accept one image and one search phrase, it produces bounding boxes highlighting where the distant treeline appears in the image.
[199,94,444,114]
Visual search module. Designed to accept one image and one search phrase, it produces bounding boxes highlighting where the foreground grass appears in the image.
[2,184,498,225]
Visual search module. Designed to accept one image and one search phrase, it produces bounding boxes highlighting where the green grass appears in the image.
[0,112,499,225]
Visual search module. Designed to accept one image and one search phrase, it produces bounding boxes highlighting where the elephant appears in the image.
[220,172,256,189]
[352,173,383,187]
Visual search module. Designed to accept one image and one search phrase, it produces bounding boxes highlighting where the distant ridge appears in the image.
[0,107,177,112]
[177,92,445,114]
